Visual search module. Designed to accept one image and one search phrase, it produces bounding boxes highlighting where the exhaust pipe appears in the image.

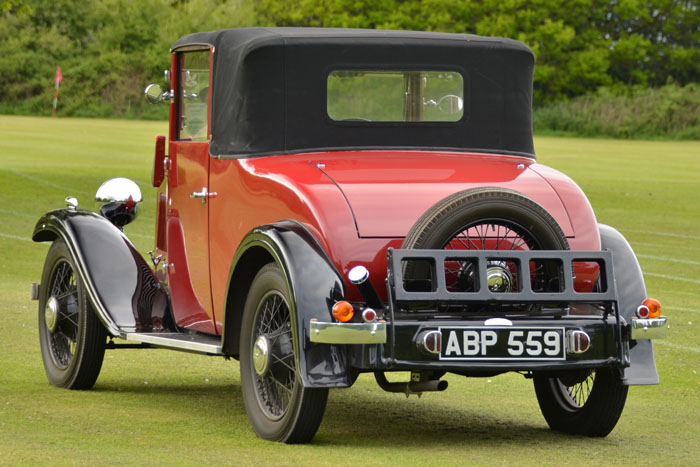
[374,371,448,396]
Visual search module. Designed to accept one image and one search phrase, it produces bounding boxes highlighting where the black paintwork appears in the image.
[349,317,622,373]
[389,248,618,304]
[172,28,536,158]
[33,209,170,334]
[599,224,659,385]
[222,220,351,388]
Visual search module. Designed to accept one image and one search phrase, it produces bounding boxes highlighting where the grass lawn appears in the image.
[1,115,698,465]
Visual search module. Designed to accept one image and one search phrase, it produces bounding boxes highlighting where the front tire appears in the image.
[38,239,107,389]
[533,369,628,436]
[239,263,328,443]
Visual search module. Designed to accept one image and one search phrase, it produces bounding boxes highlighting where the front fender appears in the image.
[599,224,659,385]
[223,220,352,388]
[33,209,169,335]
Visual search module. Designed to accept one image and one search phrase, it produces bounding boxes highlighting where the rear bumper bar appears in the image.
[309,319,387,344]
[631,317,668,340]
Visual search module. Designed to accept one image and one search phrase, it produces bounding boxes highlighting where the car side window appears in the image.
[178,50,211,141]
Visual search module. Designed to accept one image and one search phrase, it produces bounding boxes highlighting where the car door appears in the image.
[166,48,217,334]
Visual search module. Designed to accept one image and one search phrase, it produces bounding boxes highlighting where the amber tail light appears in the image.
[332,301,354,322]
[637,298,661,319]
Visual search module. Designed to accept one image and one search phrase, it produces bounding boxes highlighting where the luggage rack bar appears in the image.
[387,248,617,304]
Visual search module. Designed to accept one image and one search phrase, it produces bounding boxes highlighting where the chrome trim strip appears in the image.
[631,317,668,340]
[122,332,223,354]
[309,319,387,344]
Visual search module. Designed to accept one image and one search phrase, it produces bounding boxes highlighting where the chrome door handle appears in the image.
[190,187,217,204]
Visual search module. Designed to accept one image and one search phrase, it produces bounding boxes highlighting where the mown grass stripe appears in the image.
[637,254,700,266]
[623,229,700,241]
[5,168,91,195]
[655,341,700,354]
[665,306,700,314]
[0,232,33,242]
[644,272,700,285]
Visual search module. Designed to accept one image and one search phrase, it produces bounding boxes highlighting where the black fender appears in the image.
[33,209,169,335]
[222,220,352,388]
[599,224,659,385]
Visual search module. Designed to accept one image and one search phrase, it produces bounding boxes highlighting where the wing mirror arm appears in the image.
[144,83,173,104]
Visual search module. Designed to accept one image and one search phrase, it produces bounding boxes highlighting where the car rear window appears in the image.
[327,70,464,123]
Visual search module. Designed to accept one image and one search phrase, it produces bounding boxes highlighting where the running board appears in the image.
[121,332,223,355]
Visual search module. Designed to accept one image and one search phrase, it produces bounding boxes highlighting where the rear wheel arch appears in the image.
[222,222,351,388]
[222,244,278,358]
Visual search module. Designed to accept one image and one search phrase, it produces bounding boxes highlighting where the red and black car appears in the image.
[32,28,667,443]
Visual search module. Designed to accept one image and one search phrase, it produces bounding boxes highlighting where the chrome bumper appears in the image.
[309,319,387,344]
[631,317,668,340]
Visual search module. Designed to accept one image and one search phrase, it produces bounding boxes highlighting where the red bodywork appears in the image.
[156,146,601,335]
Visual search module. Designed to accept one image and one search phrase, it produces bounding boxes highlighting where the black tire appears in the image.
[38,239,107,389]
[239,263,328,443]
[402,187,568,295]
[533,369,628,436]
[403,187,568,251]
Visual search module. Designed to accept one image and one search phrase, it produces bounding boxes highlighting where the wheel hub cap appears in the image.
[45,296,59,333]
[487,261,513,293]
[253,335,271,376]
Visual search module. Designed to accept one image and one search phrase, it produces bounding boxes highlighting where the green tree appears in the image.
[256,0,699,104]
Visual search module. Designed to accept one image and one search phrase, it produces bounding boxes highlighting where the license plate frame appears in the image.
[438,326,566,361]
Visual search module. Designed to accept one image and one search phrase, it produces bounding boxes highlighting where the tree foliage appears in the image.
[0,0,255,118]
[258,0,699,104]
[0,0,697,118]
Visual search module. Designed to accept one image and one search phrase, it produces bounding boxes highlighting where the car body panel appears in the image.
[312,151,575,237]
[166,141,216,334]
[32,210,169,335]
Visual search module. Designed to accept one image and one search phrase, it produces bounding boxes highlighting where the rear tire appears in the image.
[239,263,328,443]
[402,187,568,297]
[533,369,628,436]
[38,239,107,389]
[403,187,568,251]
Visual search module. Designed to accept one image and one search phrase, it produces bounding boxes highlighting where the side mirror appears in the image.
[95,178,142,229]
[437,94,464,114]
[144,83,172,104]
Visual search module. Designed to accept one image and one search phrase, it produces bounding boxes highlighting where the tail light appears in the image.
[332,301,354,322]
[637,298,661,319]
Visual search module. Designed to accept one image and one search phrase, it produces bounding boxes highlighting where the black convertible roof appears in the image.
[172,27,536,158]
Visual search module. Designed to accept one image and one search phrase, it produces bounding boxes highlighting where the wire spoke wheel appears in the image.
[556,371,595,409]
[442,219,547,294]
[402,187,569,308]
[252,292,296,420]
[240,263,328,443]
[38,240,106,389]
[534,368,628,437]
[46,260,80,368]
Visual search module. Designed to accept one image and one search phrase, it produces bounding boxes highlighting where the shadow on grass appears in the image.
[88,377,599,448]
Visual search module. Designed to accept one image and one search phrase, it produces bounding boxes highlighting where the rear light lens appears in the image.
[361,308,377,322]
[636,305,650,319]
[332,301,354,322]
[642,298,661,319]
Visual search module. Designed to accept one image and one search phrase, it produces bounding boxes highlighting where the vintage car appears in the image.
[32,28,667,443]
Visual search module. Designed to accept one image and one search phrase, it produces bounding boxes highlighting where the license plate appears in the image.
[438,326,566,361]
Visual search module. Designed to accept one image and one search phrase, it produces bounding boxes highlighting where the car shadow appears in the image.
[91,375,601,448]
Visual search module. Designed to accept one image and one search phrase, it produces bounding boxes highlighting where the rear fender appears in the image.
[599,224,659,385]
[33,209,169,335]
[222,220,352,388]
